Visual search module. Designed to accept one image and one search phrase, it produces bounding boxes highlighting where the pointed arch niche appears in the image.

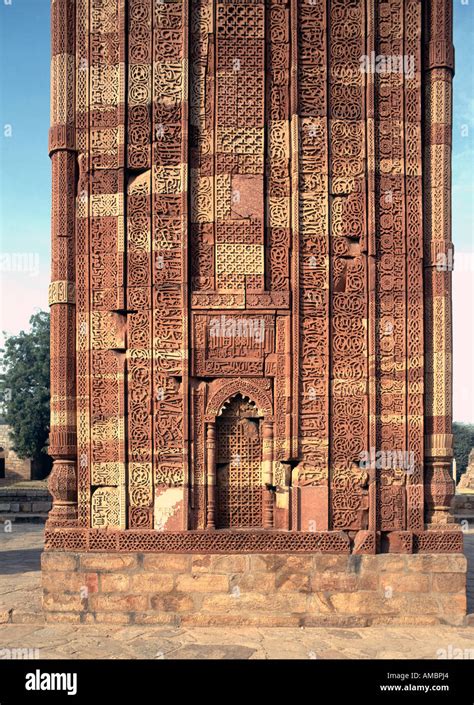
[204,380,274,530]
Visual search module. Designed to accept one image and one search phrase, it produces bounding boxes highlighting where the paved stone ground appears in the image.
[1,525,473,659]
[2,623,474,659]
[0,525,44,621]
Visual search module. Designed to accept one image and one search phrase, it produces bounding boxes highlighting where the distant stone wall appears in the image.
[453,494,474,524]
[0,425,31,482]
[0,488,51,519]
[42,552,467,627]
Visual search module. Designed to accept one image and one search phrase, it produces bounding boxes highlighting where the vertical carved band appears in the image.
[405,0,425,530]
[87,0,127,530]
[152,0,188,532]
[75,0,91,528]
[206,423,216,529]
[48,0,78,528]
[423,0,455,526]
[375,0,407,535]
[262,420,274,528]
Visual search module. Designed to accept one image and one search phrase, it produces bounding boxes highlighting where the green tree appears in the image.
[2,311,51,478]
[0,367,8,423]
[453,421,474,484]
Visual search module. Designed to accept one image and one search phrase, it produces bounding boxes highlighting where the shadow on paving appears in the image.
[464,533,474,615]
[0,547,41,575]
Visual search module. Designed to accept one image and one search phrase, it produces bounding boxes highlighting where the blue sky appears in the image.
[0,0,51,350]
[0,0,473,421]
[452,1,474,425]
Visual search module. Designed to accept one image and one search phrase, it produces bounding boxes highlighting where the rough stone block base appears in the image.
[41,552,467,627]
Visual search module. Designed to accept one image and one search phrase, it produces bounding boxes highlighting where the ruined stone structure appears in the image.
[43,0,466,625]
[458,449,474,493]
[0,425,31,482]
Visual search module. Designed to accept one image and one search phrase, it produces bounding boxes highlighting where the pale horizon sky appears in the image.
[0,1,473,424]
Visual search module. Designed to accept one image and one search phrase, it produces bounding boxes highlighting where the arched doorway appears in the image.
[215,395,263,529]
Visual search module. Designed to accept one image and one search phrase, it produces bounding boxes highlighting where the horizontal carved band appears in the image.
[44,529,351,554]
[43,529,463,554]
[426,41,455,72]
[48,446,77,460]
[49,125,75,154]
[49,429,77,459]
[425,433,453,455]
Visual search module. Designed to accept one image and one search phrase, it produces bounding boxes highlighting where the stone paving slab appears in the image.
[0,623,474,660]
[1,525,474,659]
[0,525,44,623]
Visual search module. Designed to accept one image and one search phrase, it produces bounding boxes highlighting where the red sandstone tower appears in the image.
[43,0,466,625]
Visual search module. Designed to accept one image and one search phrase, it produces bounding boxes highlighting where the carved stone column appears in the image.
[262,420,274,529]
[423,0,456,527]
[47,0,78,527]
[206,423,216,530]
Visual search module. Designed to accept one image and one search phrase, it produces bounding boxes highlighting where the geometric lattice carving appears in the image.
[216,396,263,529]
[215,244,264,276]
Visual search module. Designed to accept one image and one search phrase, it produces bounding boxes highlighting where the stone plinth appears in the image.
[42,551,467,627]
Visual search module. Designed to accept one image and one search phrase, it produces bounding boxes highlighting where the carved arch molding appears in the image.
[205,379,274,422]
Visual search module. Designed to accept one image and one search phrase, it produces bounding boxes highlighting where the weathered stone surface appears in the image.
[41,551,469,626]
[300,615,369,628]
[250,555,314,573]
[167,644,258,660]
[3,619,474,658]
[379,574,430,593]
[142,555,190,572]
[211,555,248,573]
[44,612,81,624]
[274,571,311,593]
[407,554,467,573]
[79,555,138,572]
[42,570,92,594]
[357,555,407,573]
[100,573,131,593]
[94,612,132,625]
[88,594,148,613]
[176,574,229,593]
[233,573,275,592]
[190,555,213,573]
[42,552,77,571]
[432,573,466,593]
[313,555,352,572]
[133,612,179,626]
[180,613,301,627]
[150,593,195,613]
[311,574,359,592]
[0,610,12,624]
[129,574,174,594]
[43,593,85,613]
[32,502,52,513]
